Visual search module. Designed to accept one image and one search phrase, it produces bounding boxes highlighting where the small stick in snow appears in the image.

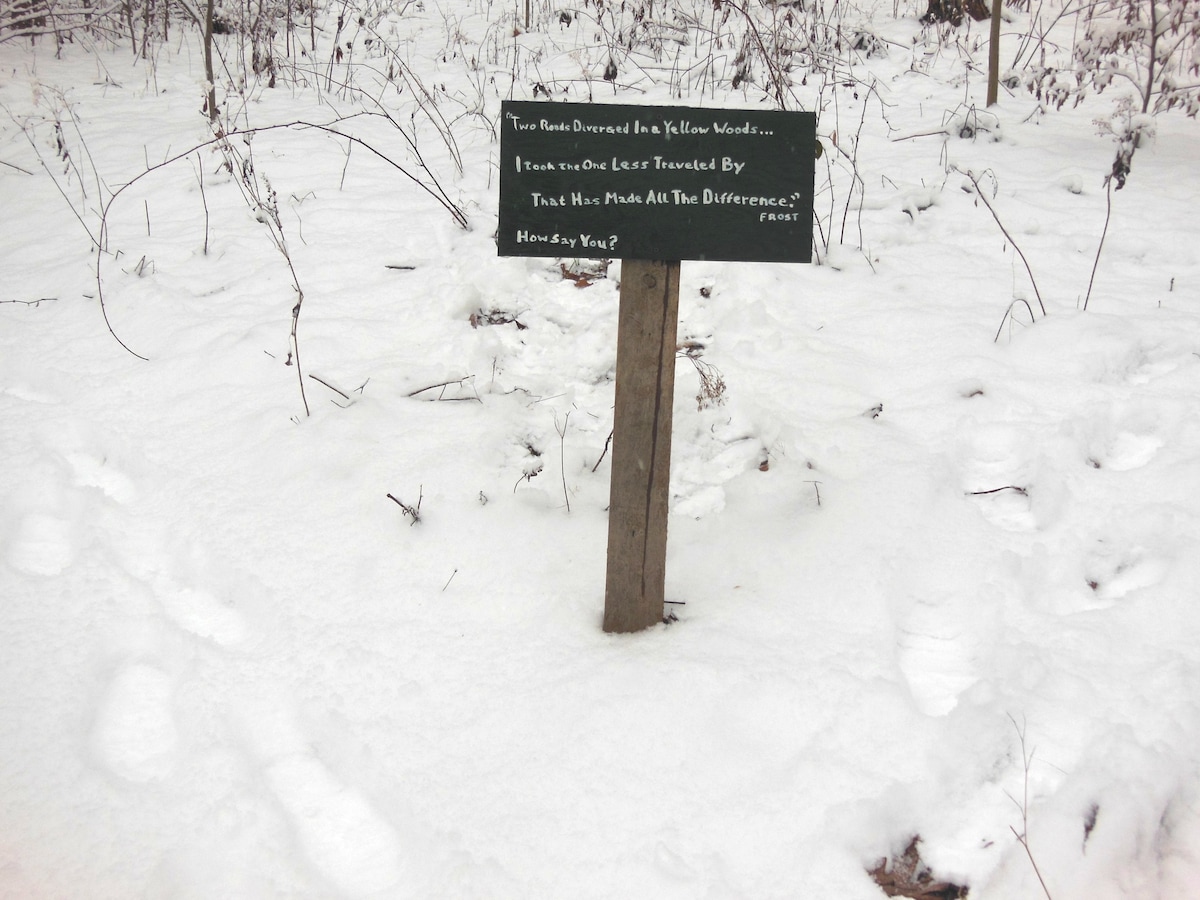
[1006,714,1055,900]
[407,377,480,401]
[387,488,422,525]
[592,429,614,473]
[957,167,1046,317]
[554,411,571,513]
[1083,177,1113,311]
[994,299,1036,343]
[805,480,823,507]
[308,374,351,401]
[193,152,210,256]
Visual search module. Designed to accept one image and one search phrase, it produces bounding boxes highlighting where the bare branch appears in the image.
[957,167,1047,317]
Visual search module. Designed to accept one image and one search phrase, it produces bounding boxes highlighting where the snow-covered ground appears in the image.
[2,2,1199,896]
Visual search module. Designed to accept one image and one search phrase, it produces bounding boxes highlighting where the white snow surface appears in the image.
[2,4,1200,898]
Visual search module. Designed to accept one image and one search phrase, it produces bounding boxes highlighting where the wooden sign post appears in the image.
[603,258,681,632]
[497,101,815,633]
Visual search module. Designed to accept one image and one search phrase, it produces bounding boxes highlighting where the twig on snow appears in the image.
[994,298,1036,343]
[805,480,823,506]
[1083,177,1113,311]
[407,377,481,401]
[956,167,1047,317]
[592,429,614,473]
[554,411,572,513]
[386,487,423,525]
[308,374,360,407]
[1006,714,1055,900]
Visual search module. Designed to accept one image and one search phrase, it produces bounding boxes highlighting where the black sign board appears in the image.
[498,101,816,263]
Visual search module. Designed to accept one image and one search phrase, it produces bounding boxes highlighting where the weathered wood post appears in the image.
[986,0,1003,107]
[496,100,815,634]
[603,259,681,632]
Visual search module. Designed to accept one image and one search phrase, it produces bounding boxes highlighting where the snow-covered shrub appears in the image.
[0,0,131,48]
[1027,0,1200,184]
[1073,0,1200,117]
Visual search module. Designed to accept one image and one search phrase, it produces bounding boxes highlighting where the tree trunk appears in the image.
[124,0,137,54]
[203,0,217,123]
[922,0,989,27]
[1142,0,1158,114]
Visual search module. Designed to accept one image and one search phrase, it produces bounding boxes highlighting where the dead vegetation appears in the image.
[868,837,968,899]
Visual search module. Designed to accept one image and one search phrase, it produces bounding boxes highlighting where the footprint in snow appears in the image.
[6,511,78,576]
[107,523,252,648]
[894,545,1001,716]
[0,382,59,404]
[1096,429,1164,472]
[670,420,765,519]
[1083,549,1171,609]
[898,631,980,716]
[64,450,139,503]
[234,695,406,896]
[955,422,1038,532]
[5,426,140,575]
[90,662,179,782]
[1079,399,1171,472]
[266,754,405,896]
[157,583,249,647]
[1118,340,1200,387]
[896,601,983,716]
